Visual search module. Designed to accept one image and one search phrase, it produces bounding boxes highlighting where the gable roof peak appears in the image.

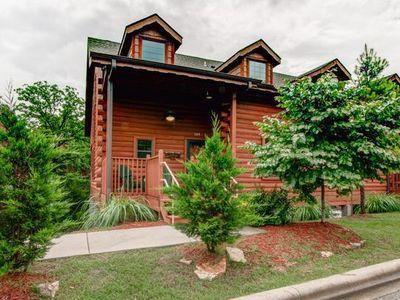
[118,13,182,55]
[216,39,281,72]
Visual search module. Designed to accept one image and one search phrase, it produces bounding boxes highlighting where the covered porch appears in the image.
[86,55,274,222]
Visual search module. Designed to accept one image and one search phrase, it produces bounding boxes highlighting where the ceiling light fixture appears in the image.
[165,110,176,122]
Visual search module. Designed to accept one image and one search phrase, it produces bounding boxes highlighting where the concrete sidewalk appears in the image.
[44,225,265,259]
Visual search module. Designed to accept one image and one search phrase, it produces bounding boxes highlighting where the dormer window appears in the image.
[249,60,266,81]
[142,39,165,63]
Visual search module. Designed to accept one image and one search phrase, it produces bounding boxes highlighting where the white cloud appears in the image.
[0,0,399,96]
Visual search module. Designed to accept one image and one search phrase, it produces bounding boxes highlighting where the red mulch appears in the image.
[111,220,166,230]
[0,272,50,300]
[181,222,362,270]
[238,222,362,265]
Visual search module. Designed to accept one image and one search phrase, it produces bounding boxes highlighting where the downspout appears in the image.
[106,59,116,200]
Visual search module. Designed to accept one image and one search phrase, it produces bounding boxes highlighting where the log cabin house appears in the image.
[85,14,399,222]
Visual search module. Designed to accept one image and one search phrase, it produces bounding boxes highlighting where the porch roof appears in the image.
[85,51,277,136]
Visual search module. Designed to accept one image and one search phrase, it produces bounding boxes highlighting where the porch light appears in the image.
[205,91,213,101]
[165,110,176,122]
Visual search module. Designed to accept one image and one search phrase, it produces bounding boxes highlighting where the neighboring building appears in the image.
[85,14,393,221]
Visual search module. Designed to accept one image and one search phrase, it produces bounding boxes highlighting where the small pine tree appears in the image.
[0,106,68,272]
[165,117,243,252]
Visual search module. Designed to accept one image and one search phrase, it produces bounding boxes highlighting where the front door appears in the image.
[186,139,205,161]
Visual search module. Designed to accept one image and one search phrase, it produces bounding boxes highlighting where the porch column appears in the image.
[231,92,237,157]
[106,60,116,199]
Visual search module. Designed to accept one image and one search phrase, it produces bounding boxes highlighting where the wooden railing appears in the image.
[389,174,400,193]
[112,150,180,223]
[145,151,164,209]
[112,157,147,195]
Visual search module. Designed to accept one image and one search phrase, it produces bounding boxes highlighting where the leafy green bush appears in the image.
[354,194,400,214]
[248,189,293,226]
[292,203,332,221]
[0,106,68,272]
[165,118,244,252]
[82,195,156,229]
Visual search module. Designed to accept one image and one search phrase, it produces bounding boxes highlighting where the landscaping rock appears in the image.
[179,258,192,265]
[226,247,247,263]
[37,281,59,298]
[350,240,365,249]
[321,251,334,258]
[194,257,226,281]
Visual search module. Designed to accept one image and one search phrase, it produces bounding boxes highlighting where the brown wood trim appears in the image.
[134,136,156,158]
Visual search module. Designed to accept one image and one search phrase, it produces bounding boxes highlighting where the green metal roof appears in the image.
[87,37,295,87]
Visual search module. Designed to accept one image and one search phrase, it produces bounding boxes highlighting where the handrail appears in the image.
[162,161,180,187]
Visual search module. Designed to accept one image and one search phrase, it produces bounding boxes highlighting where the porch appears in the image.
[88,58,270,223]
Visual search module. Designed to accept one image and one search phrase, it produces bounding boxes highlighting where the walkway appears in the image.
[44,225,265,259]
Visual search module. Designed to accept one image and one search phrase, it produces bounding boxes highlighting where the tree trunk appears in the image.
[360,185,366,214]
[321,183,325,223]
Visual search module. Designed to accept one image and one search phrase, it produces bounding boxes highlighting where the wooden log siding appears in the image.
[111,97,212,175]
[89,67,106,201]
[234,99,388,205]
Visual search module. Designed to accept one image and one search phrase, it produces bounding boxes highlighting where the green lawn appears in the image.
[33,213,400,300]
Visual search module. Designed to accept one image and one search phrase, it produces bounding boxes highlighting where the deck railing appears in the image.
[112,157,147,195]
[389,174,400,193]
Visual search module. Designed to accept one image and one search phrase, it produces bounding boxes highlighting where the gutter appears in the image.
[234,258,400,300]
[89,51,277,92]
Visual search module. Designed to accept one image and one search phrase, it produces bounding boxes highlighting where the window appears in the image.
[141,39,165,63]
[249,60,266,81]
[136,139,153,158]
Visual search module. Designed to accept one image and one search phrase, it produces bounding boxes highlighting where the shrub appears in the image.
[354,194,400,214]
[0,106,68,272]
[292,203,332,222]
[82,195,156,229]
[165,117,244,252]
[248,189,293,226]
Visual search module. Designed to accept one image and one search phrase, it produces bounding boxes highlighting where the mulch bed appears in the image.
[181,221,362,270]
[0,272,50,300]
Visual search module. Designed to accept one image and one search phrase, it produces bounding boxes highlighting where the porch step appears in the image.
[159,195,186,224]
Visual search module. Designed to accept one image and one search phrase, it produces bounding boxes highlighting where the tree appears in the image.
[16,82,90,221]
[16,81,85,143]
[247,74,362,222]
[165,118,244,252]
[0,80,17,111]
[0,106,68,272]
[351,45,400,214]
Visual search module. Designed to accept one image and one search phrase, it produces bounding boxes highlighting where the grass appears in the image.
[32,213,400,299]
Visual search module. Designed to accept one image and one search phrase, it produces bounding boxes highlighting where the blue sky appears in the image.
[0,0,399,96]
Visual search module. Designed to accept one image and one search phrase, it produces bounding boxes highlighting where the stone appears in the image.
[350,240,365,249]
[37,281,59,298]
[321,251,334,258]
[194,257,226,281]
[179,258,192,265]
[226,247,247,263]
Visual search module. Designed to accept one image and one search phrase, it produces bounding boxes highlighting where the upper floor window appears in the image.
[249,60,266,81]
[142,39,165,63]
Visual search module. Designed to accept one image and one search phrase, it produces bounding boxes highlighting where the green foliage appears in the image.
[82,196,156,229]
[0,106,68,272]
[165,117,244,252]
[292,203,332,222]
[350,46,400,185]
[248,189,293,226]
[247,74,360,202]
[16,81,85,142]
[16,82,90,223]
[247,46,400,217]
[354,194,400,214]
